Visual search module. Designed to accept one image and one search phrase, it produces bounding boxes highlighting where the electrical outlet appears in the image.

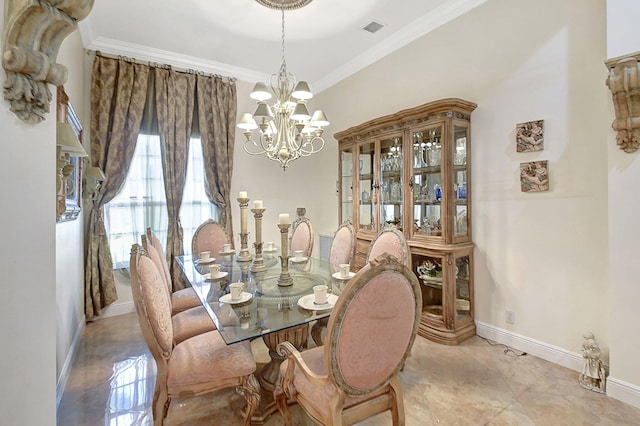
[506,310,515,324]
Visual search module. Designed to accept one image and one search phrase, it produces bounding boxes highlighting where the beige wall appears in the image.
[0,0,57,422]
[55,30,88,393]
[607,0,640,402]
[316,0,626,384]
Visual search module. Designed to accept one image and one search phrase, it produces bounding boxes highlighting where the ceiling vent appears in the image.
[363,21,384,34]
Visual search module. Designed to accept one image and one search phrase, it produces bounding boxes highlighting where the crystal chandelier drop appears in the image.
[238,1,329,171]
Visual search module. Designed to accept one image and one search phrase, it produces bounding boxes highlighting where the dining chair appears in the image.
[141,235,216,345]
[366,225,411,269]
[290,209,314,258]
[143,230,202,315]
[274,253,422,426]
[130,244,260,426]
[192,219,230,259]
[328,220,356,274]
[311,220,356,346]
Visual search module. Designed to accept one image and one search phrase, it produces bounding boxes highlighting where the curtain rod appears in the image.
[86,49,237,82]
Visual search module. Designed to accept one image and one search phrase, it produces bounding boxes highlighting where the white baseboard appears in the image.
[56,317,85,408]
[476,321,583,373]
[476,321,640,410]
[606,376,640,409]
[95,301,136,320]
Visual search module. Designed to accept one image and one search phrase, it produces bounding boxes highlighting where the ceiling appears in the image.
[79,0,486,93]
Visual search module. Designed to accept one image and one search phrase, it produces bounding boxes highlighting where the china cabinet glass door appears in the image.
[412,125,443,237]
[379,136,403,229]
[358,142,375,232]
[453,124,469,240]
[340,148,353,224]
[455,255,471,322]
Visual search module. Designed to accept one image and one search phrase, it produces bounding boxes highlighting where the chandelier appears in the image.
[238,0,329,171]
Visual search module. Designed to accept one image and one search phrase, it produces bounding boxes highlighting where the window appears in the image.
[104,134,218,269]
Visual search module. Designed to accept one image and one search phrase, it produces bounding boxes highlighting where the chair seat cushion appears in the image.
[172,305,216,345]
[168,331,256,395]
[170,287,201,315]
[280,347,388,416]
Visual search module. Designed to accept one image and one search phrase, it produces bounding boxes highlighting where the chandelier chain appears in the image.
[281,9,286,73]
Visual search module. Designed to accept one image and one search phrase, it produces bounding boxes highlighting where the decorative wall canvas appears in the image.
[520,160,549,192]
[516,119,544,152]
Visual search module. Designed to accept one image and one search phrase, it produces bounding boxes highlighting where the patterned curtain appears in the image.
[155,68,196,291]
[85,55,149,320]
[196,75,237,243]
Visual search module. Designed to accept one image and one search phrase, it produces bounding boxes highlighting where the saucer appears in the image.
[219,292,252,304]
[297,294,338,311]
[263,248,278,253]
[204,271,228,281]
[195,257,216,265]
[332,271,356,280]
[219,249,235,255]
[290,256,308,263]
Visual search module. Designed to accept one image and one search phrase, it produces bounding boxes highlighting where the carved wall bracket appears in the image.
[606,51,640,153]
[2,0,94,124]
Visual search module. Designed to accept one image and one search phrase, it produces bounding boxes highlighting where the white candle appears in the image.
[254,200,263,209]
[239,191,248,199]
[279,213,289,225]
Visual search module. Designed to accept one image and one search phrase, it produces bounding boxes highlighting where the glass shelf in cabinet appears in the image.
[413,166,441,173]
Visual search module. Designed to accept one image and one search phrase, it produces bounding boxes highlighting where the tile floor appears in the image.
[58,313,640,425]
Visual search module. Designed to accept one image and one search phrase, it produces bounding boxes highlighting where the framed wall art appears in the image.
[520,160,549,192]
[516,119,544,152]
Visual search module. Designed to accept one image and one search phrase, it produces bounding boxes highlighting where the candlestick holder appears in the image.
[277,223,293,287]
[250,208,267,272]
[237,197,252,262]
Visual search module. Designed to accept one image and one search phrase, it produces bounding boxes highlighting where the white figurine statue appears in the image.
[579,332,606,393]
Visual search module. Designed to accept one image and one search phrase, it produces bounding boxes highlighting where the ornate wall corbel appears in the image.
[606,51,640,153]
[2,0,94,124]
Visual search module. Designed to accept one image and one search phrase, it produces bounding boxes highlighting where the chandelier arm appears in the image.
[297,136,325,156]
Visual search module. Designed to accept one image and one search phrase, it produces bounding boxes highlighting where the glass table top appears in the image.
[176,253,343,345]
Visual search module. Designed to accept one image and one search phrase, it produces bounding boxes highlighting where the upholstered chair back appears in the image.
[328,221,355,274]
[141,234,171,295]
[275,253,422,425]
[130,244,174,360]
[325,254,420,394]
[366,226,411,269]
[146,228,173,288]
[290,217,314,257]
[192,219,229,257]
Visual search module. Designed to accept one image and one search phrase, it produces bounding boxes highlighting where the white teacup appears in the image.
[339,263,350,278]
[200,251,211,262]
[313,285,328,305]
[222,243,232,253]
[293,250,304,260]
[209,264,220,277]
[230,282,244,301]
[265,242,274,251]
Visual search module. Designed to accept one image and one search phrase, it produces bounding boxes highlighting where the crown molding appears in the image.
[77,0,486,93]
[82,36,269,84]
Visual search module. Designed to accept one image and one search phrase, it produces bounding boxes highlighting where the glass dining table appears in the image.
[176,250,348,395]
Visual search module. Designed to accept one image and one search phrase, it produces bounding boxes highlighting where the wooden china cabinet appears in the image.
[335,98,477,345]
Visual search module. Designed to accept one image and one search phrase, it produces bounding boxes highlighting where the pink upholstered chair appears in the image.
[275,253,421,426]
[366,225,411,269]
[130,244,260,426]
[311,221,356,346]
[290,211,314,258]
[143,231,202,315]
[191,219,230,259]
[328,220,356,274]
[141,234,215,345]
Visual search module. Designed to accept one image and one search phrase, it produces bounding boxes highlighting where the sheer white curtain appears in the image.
[104,134,218,269]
